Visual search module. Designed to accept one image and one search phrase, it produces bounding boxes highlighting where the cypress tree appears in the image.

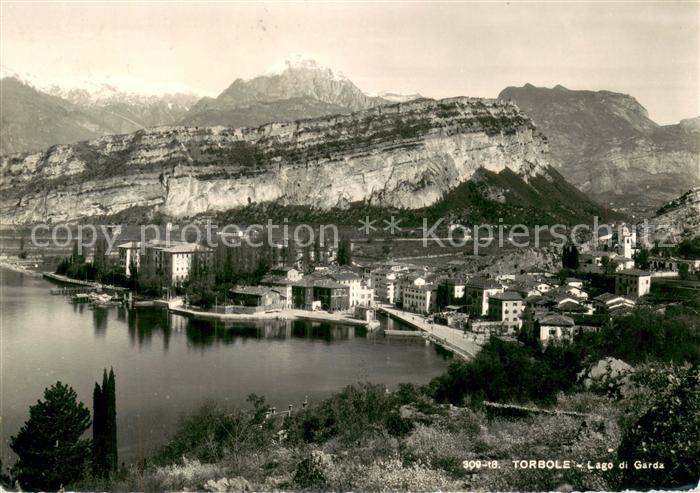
[91,368,117,478]
[107,368,118,473]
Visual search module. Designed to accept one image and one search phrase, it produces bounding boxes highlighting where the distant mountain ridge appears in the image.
[498,84,700,216]
[181,58,387,126]
[0,58,405,154]
[0,77,115,155]
[0,75,200,155]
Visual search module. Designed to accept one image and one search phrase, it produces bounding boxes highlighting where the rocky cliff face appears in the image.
[0,97,556,224]
[499,84,700,216]
[641,188,700,244]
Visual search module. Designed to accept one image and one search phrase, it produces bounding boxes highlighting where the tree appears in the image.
[92,369,118,478]
[337,237,352,266]
[634,248,650,270]
[93,236,107,276]
[562,244,579,269]
[10,382,91,490]
[601,256,618,275]
[678,262,690,280]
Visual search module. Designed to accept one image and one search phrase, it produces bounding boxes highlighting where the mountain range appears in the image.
[0,59,426,155]
[1,61,697,220]
[499,84,700,216]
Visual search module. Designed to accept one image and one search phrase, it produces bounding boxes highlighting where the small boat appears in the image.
[71,293,91,303]
[89,292,121,307]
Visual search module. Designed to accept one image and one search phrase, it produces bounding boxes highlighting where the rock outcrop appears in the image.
[1,97,573,224]
[640,187,700,244]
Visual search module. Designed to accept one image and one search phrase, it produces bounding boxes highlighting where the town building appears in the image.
[269,266,303,282]
[402,283,436,314]
[396,274,427,307]
[326,271,373,307]
[467,318,509,336]
[437,276,468,308]
[565,277,584,289]
[259,275,296,308]
[370,269,397,304]
[131,239,213,286]
[117,241,141,277]
[292,278,350,311]
[487,291,524,332]
[648,256,700,274]
[464,277,504,316]
[614,269,651,298]
[593,293,637,313]
[229,286,284,312]
[537,314,576,344]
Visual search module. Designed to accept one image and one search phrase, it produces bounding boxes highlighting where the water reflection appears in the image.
[125,307,171,349]
[117,308,385,351]
[92,308,109,337]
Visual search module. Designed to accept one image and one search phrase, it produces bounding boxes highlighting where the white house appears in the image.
[615,269,651,298]
[538,314,576,344]
[328,271,373,307]
[370,269,397,304]
[487,291,524,332]
[117,241,141,277]
[402,283,436,314]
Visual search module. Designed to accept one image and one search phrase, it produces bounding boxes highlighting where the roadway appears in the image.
[378,305,484,360]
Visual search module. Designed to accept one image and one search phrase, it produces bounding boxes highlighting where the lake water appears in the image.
[0,269,452,464]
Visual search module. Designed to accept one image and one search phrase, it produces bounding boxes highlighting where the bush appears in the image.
[428,338,562,405]
[617,365,700,490]
[155,395,275,468]
[286,383,396,444]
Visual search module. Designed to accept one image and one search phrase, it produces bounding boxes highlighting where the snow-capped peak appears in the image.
[1,64,204,106]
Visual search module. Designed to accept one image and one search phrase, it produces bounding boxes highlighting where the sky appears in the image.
[1,2,698,124]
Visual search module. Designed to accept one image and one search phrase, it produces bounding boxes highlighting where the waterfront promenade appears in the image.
[379,306,483,360]
[170,305,378,327]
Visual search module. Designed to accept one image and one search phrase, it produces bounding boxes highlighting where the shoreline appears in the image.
[169,305,377,327]
[0,259,44,277]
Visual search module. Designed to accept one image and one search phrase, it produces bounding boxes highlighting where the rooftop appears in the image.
[490,291,523,301]
[466,277,502,290]
[593,292,624,302]
[328,271,361,281]
[260,275,295,286]
[557,301,587,312]
[161,243,212,253]
[116,241,141,249]
[616,268,651,276]
[539,314,575,327]
[229,286,276,296]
